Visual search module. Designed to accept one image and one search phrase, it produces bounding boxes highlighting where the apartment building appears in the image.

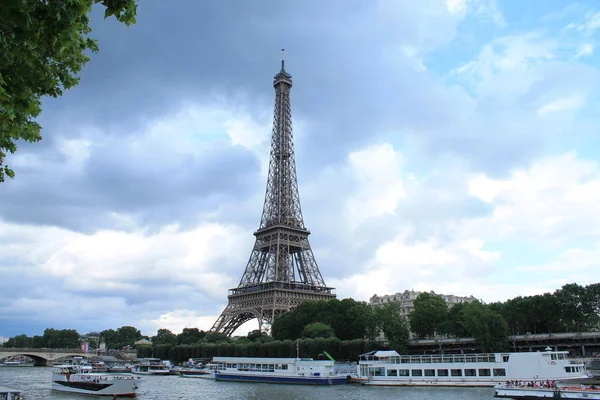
[369,289,477,316]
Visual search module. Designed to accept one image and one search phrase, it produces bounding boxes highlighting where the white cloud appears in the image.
[467,152,600,243]
[453,32,557,95]
[329,149,600,304]
[380,0,504,70]
[537,94,587,116]
[566,12,600,36]
[575,43,595,59]
[345,143,406,230]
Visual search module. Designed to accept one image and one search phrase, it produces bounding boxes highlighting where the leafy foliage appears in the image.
[100,325,143,349]
[461,301,509,352]
[152,328,178,346]
[177,327,206,345]
[408,292,448,339]
[374,302,410,351]
[0,0,137,182]
[271,298,377,341]
[301,322,336,339]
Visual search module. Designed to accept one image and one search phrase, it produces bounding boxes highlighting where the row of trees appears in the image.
[137,338,382,364]
[2,328,80,349]
[490,283,600,334]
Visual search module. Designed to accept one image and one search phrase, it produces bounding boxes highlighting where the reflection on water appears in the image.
[0,366,496,400]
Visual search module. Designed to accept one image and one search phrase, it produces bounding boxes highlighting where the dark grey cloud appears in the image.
[0,136,260,231]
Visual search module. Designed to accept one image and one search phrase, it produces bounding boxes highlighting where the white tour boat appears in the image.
[180,363,219,379]
[212,356,349,385]
[0,385,23,400]
[131,359,171,375]
[52,361,141,397]
[494,382,600,399]
[354,347,589,387]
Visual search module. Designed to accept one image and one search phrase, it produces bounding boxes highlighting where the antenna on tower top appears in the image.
[281,48,285,70]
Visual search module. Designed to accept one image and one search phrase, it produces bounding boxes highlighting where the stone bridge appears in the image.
[0,348,91,366]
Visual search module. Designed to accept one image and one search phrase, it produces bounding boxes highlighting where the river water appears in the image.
[0,366,496,399]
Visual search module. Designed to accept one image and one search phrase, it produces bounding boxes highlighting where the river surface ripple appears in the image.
[0,366,496,400]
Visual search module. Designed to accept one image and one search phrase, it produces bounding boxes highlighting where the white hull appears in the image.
[180,372,215,379]
[356,349,588,387]
[352,377,591,387]
[131,370,170,375]
[52,375,139,397]
[494,385,600,399]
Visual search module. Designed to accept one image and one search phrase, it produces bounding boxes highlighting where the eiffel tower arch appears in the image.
[211,51,336,335]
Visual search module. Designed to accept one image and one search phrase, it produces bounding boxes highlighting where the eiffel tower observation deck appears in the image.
[211,51,336,335]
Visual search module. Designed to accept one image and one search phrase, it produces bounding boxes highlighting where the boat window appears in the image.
[465,356,476,363]
[437,369,449,376]
[411,369,422,376]
[493,368,506,376]
[454,356,465,363]
[424,369,435,376]
[399,369,410,377]
[390,356,400,364]
[400,357,410,364]
[502,355,510,362]
[557,354,565,360]
[465,369,476,376]
[282,365,288,370]
[478,369,491,376]
[451,369,462,376]
[431,357,442,363]
[387,369,398,377]
[551,354,557,360]
[443,356,454,363]
[410,357,421,364]
[370,367,385,376]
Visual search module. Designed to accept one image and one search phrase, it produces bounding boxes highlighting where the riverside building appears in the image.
[369,289,477,316]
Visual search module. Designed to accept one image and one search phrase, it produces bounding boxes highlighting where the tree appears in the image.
[114,326,142,348]
[270,298,374,341]
[408,293,448,339]
[440,302,470,338]
[555,283,599,331]
[177,328,204,345]
[152,329,178,346]
[462,301,509,352]
[204,332,230,344]
[301,322,336,339]
[374,303,410,351]
[0,0,138,182]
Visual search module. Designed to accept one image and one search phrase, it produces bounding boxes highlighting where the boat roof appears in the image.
[212,357,316,363]
[0,385,22,394]
[360,350,400,358]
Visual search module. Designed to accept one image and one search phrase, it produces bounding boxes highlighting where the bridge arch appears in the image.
[0,349,91,366]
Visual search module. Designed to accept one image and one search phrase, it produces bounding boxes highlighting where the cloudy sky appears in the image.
[1,0,600,339]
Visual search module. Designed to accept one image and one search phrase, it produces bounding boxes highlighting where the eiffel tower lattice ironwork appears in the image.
[211,51,336,335]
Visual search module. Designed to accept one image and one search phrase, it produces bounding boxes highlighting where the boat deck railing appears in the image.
[360,353,498,364]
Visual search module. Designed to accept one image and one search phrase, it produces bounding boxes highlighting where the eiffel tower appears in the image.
[211,51,336,335]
